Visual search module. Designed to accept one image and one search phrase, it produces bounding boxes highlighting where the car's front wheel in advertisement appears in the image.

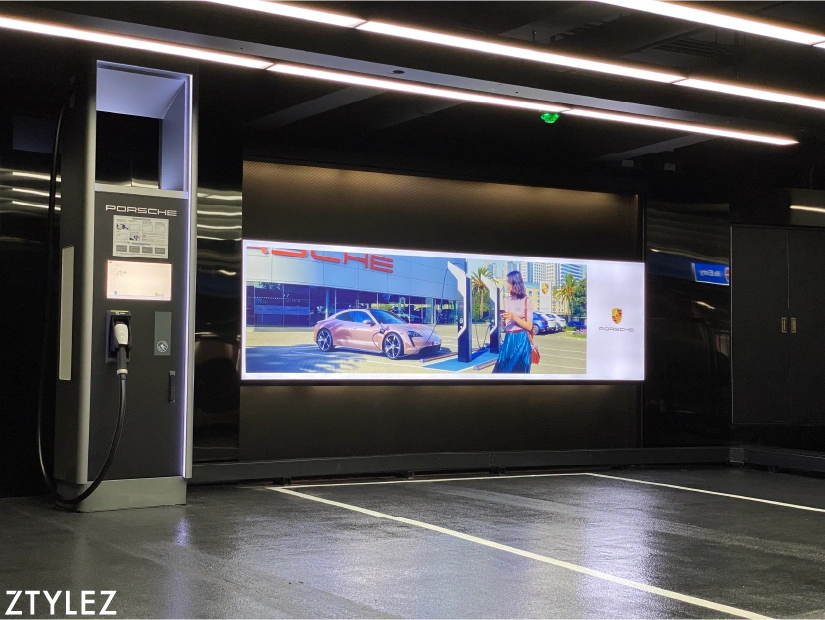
[317,328,334,352]
[383,333,404,359]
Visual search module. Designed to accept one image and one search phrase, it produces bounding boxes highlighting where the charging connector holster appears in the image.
[106,310,132,364]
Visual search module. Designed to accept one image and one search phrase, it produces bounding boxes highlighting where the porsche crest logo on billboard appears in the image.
[600,307,634,333]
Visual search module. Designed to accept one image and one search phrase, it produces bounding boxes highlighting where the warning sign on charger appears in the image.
[112,215,169,259]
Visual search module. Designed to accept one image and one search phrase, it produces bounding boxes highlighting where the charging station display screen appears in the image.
[242,240,644,381]
[106,260,172,301]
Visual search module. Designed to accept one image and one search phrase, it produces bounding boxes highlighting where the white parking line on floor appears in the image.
[585,473,825,513]
[272,487,771,620]
[268,471,587,489]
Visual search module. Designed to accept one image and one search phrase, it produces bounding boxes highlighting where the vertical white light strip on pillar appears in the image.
[184,73,195,479]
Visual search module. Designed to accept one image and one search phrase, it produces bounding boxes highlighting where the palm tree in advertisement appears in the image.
[470,267,490,323]
[571,277,587,318]
[554,273,578,320]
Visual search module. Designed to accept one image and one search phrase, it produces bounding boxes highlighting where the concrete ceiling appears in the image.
[3,1,825,180]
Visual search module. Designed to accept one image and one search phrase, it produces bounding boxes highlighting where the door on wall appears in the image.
[787,230,825,424]
[732,226,825,425]
[731,227,790,424]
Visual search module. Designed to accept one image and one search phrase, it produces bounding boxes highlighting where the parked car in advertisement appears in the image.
[543,313,567,329]
[532,312,552,335]
[537,313,561,333]
[314,309,441,359]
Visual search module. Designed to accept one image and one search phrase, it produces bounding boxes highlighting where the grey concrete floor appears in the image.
[2,467,825,618]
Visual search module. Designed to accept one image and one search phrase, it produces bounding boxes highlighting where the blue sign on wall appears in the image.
[692,262,730,285]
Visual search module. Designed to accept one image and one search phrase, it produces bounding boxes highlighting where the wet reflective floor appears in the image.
[2,467,825,618]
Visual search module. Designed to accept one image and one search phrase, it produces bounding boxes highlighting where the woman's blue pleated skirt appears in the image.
[492,330,532,374]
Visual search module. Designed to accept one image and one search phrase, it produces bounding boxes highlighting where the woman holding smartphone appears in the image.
[492,270,534,374]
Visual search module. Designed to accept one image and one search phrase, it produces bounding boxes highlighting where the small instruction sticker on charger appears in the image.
[113,215,169,259]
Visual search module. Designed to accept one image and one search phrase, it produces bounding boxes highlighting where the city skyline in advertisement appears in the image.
[467,258,585,287]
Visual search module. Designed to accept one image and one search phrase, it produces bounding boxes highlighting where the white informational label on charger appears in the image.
[106,260,172,301]
[112,215,169,259]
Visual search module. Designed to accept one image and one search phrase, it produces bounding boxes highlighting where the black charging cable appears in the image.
[35,103,129,506]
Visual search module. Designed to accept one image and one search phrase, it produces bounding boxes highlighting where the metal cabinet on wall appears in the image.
[732,226,825,425]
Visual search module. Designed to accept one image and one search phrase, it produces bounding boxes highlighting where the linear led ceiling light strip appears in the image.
[0,14,274,68]
[270,64,796,146]
[206,0,366,28]
[0,12,797,145]
[205,1,825,112]
[357,21,683,83]
[594,0,825,46]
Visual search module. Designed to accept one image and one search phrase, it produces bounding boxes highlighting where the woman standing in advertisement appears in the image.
[492,270,534,374]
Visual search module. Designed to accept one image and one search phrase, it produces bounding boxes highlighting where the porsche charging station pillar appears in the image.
[480,275,500,354]
[447,262,472,363]
[53,60,196,511]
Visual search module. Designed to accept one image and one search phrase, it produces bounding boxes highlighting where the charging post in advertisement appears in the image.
[447,261,472,363]
[46,60,196,511]
[480,274,501,354]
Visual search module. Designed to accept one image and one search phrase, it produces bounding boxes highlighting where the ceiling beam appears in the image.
[245,86,378,129]
[595,135,712,161]
[246,8,617,132]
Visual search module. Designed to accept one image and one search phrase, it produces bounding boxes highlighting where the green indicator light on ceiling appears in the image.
[541,112,560,124]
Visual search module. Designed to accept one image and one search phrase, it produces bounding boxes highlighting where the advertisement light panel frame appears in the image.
[242,239,645,383]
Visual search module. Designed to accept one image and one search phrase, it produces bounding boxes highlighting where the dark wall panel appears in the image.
[241,384,638,461]
[243,160,639,261]
[239,160,640,462]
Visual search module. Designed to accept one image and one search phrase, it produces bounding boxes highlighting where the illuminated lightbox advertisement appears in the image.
[242,240,644,381]
[106,260,172,301]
